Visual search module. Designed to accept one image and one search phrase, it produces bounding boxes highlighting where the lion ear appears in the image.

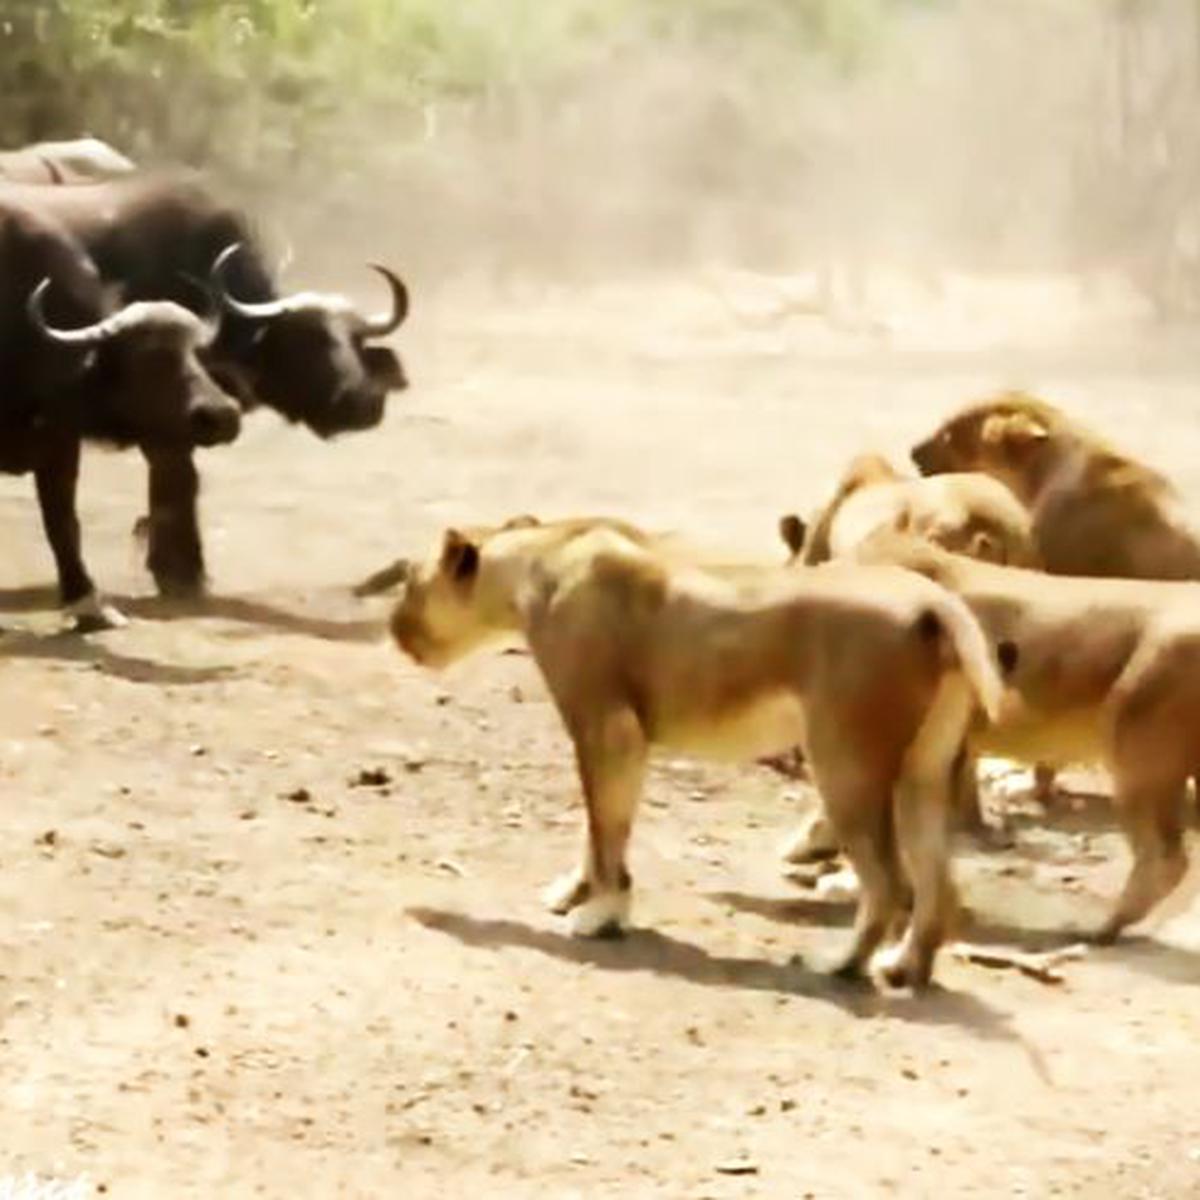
[440,529,480,581]
[982,411,1048,449]
[502,514,540,531]
[778,513,806,556]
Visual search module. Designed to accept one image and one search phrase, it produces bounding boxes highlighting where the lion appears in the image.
[388,515,1012,989]
[775,453,1038,862]
[781,451,1036,569]
[848,532,1200,943]
[910,390,1200,580]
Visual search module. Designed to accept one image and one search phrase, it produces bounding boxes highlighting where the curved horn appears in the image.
[211,242,293,321]
[361,264,409,337]
[27,278,127,347]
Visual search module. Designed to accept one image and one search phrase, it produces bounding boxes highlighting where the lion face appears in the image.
[389,518,540,669]
[388,529,494,669]
[912,393,1053,489]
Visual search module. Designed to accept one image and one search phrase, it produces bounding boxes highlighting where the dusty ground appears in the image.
[4,273,1200,1198]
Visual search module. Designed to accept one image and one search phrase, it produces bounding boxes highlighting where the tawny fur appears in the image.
[911,391,1200,580]
[777,452,1036,860]
[784,452,1036,569]
[852,533,1200,943]
[389,515,1009,989]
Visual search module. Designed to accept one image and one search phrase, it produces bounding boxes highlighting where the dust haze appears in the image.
[259,0,1200,326]
[10,6,1200,1195]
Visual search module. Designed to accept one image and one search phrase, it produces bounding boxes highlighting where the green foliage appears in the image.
[0,0,903,177]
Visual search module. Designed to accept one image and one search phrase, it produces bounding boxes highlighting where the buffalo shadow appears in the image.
[0,626,236,686]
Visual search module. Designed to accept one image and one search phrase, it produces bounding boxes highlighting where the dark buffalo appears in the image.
[0,199,241,629]
[2,173,410,595]
[0,138,136,185]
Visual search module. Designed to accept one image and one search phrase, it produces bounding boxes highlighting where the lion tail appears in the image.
[914,591,1013,724]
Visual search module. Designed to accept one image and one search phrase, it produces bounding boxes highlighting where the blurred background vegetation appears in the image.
[3,0,1200,311]
[0,0,905,178]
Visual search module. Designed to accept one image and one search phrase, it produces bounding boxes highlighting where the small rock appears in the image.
[715,1158,758,1176]
[174,1014,190,1029]
[283,787,312,804]
[780,1098,796,1113]
[350,766,392,788]
[509,685,525,703]
[91,842,126,860]
[189,744,207,757]
[688,789,707,803]
[901,1067,918,1081]
[195,1046,210,1059]
[36,829,58,848]
[238,810,257,821]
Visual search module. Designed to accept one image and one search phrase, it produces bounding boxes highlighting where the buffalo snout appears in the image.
[362,344,408,392]
[188,399,241,447]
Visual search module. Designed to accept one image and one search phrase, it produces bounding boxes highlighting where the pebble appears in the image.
[714,1158,758,1176]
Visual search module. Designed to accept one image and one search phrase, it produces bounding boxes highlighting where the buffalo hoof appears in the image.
[66,594,129,634]
[152,573,207,602]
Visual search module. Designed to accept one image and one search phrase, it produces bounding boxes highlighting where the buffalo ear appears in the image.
[778,513,806,556]
[440,529,480,582]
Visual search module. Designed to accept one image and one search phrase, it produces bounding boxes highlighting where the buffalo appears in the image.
[0,137,136,185]
[0,198,241,629]
[3,172,410,596]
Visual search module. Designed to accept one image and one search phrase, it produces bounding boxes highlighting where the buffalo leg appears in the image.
[142,445,206,597]
[35,438,92,604]
[35,439,123,631]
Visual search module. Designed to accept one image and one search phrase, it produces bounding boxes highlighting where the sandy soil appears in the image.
[3,275,1200,1198]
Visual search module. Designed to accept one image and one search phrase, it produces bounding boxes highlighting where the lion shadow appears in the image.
[408,905,1036,1050]
[708,889,1200,985]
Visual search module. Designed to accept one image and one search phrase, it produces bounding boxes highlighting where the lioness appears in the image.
[389,515,1011,988]
[911,391,1200,580]
[776,453,1037,862]
[782,452,1036,569]
[851,533,1200,943]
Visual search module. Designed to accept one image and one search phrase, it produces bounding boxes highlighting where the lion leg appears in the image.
[878,676,973,990]
[554,706,648,938]
[952,746,985,835]
[1033,763,1057,805]
[809,761,903,980]
[1095,771,1188,944]
[779,806,841,866]
[880,771,958,989]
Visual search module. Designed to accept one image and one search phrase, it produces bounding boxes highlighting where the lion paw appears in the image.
[779,813,840,865]
[542,869,590,915]
[875,942,933,991]
[567,890,631,938]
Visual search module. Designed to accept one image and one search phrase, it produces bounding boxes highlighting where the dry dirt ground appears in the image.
[4,273,1200,1198]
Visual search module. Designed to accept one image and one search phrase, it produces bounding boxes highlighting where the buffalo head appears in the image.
[211,243,409,438]
[30,279,242,449]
